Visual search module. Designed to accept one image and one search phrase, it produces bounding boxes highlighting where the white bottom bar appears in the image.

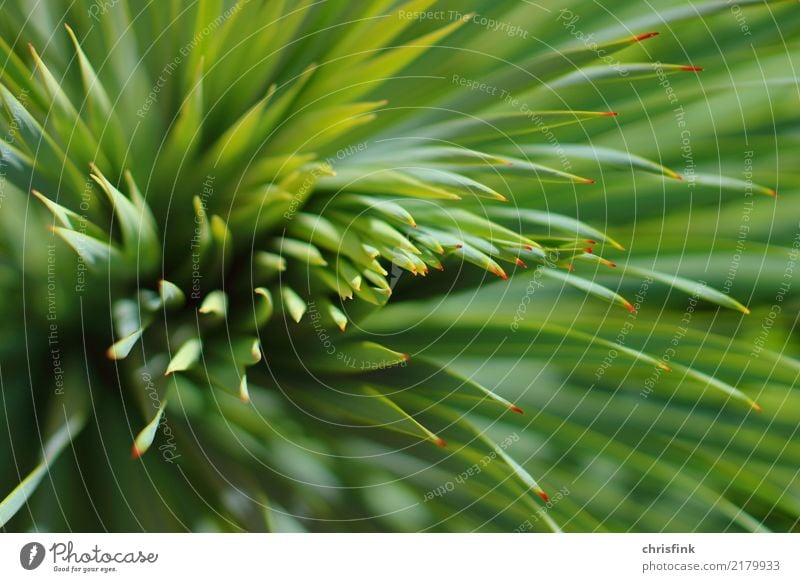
[1,533,797,581]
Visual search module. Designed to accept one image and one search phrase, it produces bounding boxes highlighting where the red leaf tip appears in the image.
[681,65,703,72]
[603,111,619,117]
[634,31,660,42]
[131,445,143,459]
[752,402,763,413]
[624,301,636,313]
[510,405,524,415]
[537,491,550,503]
[492,267,509,280]
[434,437,448,448]
[515,258,527,268]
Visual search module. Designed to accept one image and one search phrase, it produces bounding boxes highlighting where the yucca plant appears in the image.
[1,0,798,532]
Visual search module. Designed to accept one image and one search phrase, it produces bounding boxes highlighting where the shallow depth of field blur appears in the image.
[0,0,798,532]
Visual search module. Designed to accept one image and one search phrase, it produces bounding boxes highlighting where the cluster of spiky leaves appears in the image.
[0,0,798,532]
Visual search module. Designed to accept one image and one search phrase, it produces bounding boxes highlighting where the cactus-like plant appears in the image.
[1,0,798,532]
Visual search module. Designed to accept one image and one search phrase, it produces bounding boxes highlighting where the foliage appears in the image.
[0,0,798,532]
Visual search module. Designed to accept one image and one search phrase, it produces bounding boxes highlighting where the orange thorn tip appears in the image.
[131,445,143,459]
[752,402,763,413]
[608,262,617,268]
[564,265,575,271]
[768,189,777,197]
[681,65,703,72]
[523,245,534,251]
[602,111,619,117]
[510,405,524,415]
[537,491,550,503]
[434,437,448,448]
[582,178,596,185]
[634,31,660,42]
[490,266,509,280]
[623,301,636,313]
[401,353,411,362]
[585,248,594,254]
[586,239,597,244]
[516,258,527,268]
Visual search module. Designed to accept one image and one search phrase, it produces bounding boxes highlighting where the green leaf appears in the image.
[693,172,776,197]
[621,264,751,314]
[489,207,626,251]
[131,399,168,459]
[52,226,122,266]
[106,328,144,360]
[165,339,203,375]
[542,268,635,313]
[306,341,409,374]
[91,166,160,269]
[159,280,186,309]
[281,287,307,323]
[276,238,328,267]
[199,290,229,318]
[518,144,683,180]
[0,412,86,527]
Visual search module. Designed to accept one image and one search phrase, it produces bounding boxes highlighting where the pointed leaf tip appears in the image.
[239,376,251,403]
[634,31,660,42]
[131,400,167,459]
[165,339,202,375]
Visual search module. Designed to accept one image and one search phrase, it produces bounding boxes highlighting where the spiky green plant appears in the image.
[1,0,798,532]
